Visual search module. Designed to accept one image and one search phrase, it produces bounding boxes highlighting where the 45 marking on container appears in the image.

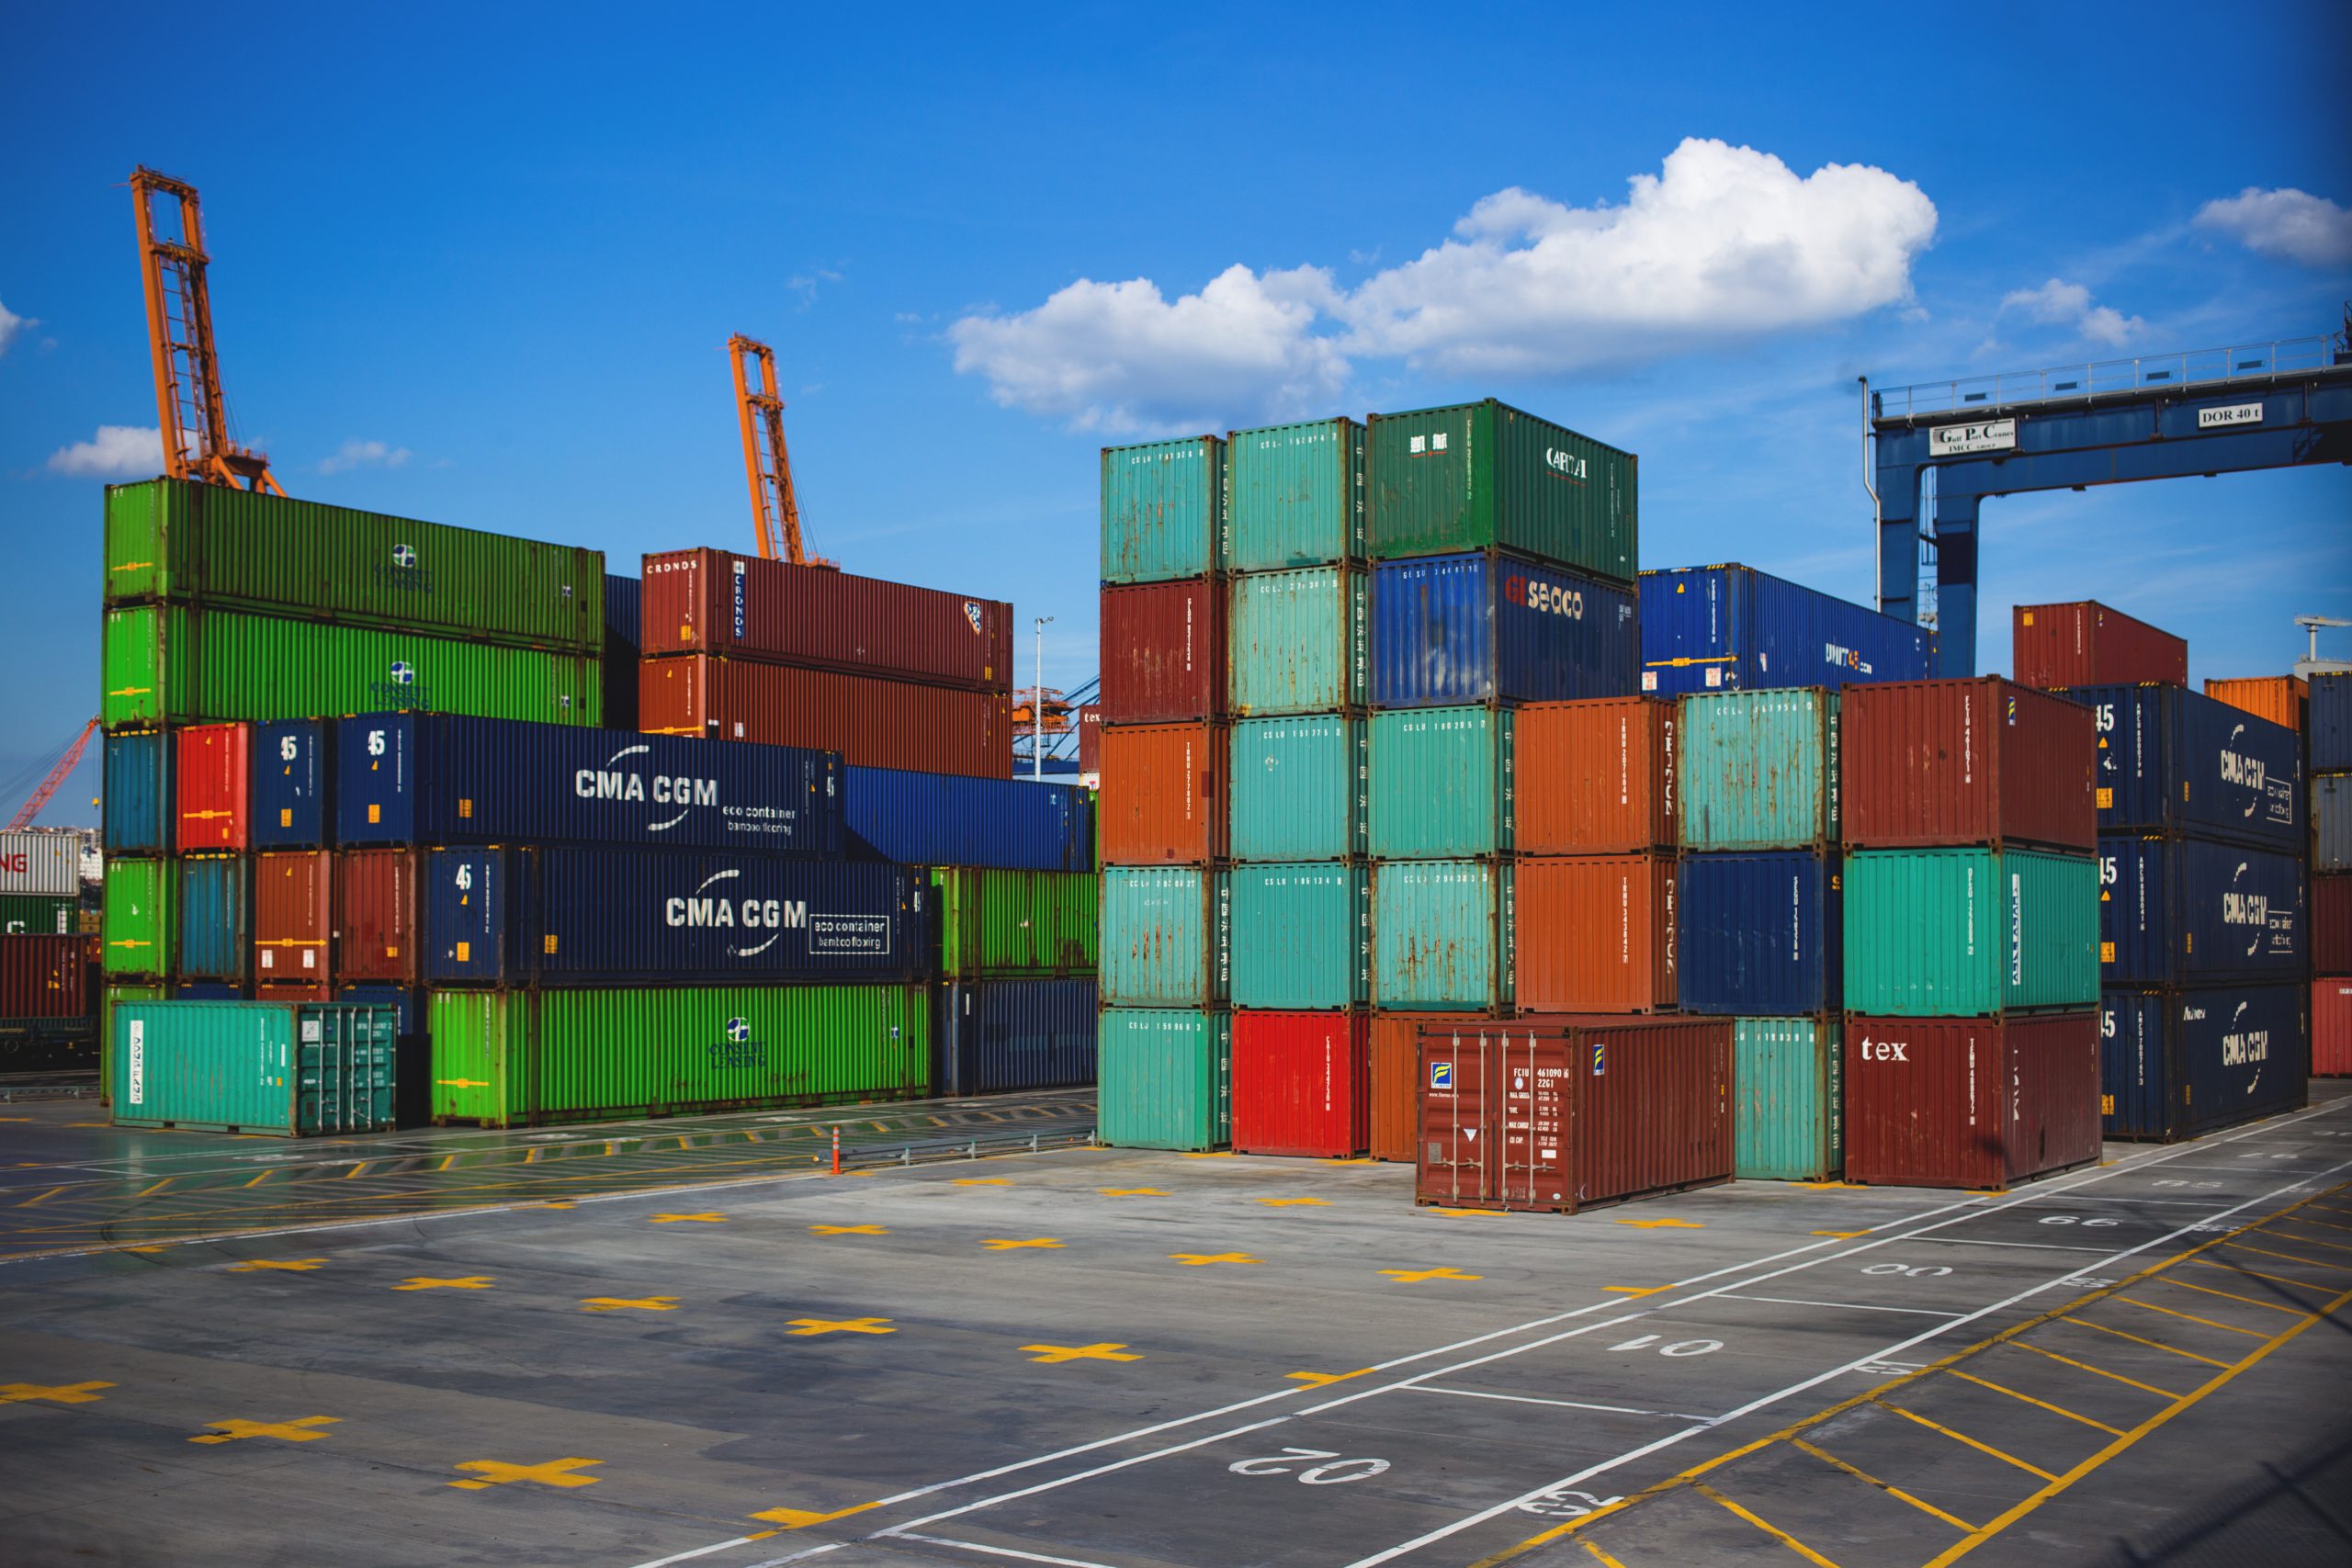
[1608,1334,1722,1357]
[1228,1448,1391,1485]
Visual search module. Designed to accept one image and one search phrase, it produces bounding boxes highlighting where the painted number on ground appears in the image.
[1521,1486,1623,1519]
[2154,1179,2222,1189]
[1229,1449,1391,1484]
[1609,1335,1722,1357]
[2038,1215,2120,1226]
[1861,1263,1953,1278]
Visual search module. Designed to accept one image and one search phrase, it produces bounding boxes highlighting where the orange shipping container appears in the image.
[1516,697,1677,853]
[1369,1010,1487,1161]
[2205,675,2308,733]
[1099,723,1227,865]
[1515,854,1677,1012]
[640,655,1011,779]
[254,849,334,984]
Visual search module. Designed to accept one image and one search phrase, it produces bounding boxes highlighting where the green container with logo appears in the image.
[1226,418,1365,572]
[1369,706,1515,858]
[1101,436,1226,583]
[1228,565,1369,715]
[110,1000,397,1134]
[1844,848,2099,1016]
[1098,1006,1231,1150]
[1680,688,1840,851]
[1229,863,1370,1010]
[0,895,77,934]
[1366,400,1637,581]
[102,857,175,978]
[1733,1017,1842,1180]
[931,868,1098,977]
[1228,715,1365,862]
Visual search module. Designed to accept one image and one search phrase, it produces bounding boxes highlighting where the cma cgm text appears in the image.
[575,771,720,806]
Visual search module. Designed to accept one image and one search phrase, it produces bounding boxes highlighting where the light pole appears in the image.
[1033,615,1055,781]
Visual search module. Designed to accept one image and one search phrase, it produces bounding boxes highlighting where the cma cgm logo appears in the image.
[709,1016,766,1068]
[2219,726,2267,797]
[2222,862,2268,955]
[574,743,721,832]
[1543,446,1588,480]
[665,868,806,957]
[1823,643,1873,675]
[1503,575,1585,618]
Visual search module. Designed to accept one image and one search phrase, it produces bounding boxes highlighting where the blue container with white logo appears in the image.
[2099,834,2306,985]
[252,718,333,850]
[2060,684,2301,851]
[103,728,173,855]
[335,714,842,853]
[933,977,1098,1096]
[1371,550,1637,708]
[1639,564,1931,698]
[844,765,1094,871]
[2101,984,2307,1142]
[1678,852,1841,1016]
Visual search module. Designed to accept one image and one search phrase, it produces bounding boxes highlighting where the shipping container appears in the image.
[1229,863,1370,1010]
[1078,705,1102,775]
[1678,688,1839,852]
[1097,1006,1230,1149]
[1371,551,1638,708]
[847,766,1093,872]
[2317,980,2352,1077]
[102,603,600,731]
[1639,565,1932,697]
[2061,683,2301,851]
[2204,675,2307,733]
[1515,854,1678,1014]
[1368,705,1513,859]
[0,832,80,897]
[253,850,334,986]
[1227,716,1365,862]
[2102,985,2306,1142]
[254,984,334,1004]
[1228,566,1368,715]
[339,984,420,1040]
[109,999,398,1135]
[2317,775,2352,873]
[1372,860,1511,1011]
[640,547,1012,692]
[1368,1010,1487,1162]
[1415,1016,1731,1212]
[1842,678,2098,852]
[1844,848,2100,1016]
[1227,418,1364,571]
[1100,866,1228,1006]
[96,981,165,1101]
[1516,697,1677,854]
[2312,672,2351,773]
[176,853,249,983]
[2316,874,2352,976]
[1100,578,1226,726]
[0,934,89,1019]
[103,730,172,856]
[1098,723,1227,864]
[1102,435,1226,584]
[639,655,1008,779]
[175,724,251,852]
[336,714,842,853]
[931,867,1097,977]
[175,982,243,1000]
[1732,1018,1842,1180]
[337,848,421,983]
[933,979,1098,1096]
[101,858,175,978]
[603,572,642,733]
[428,983,929,1127]
[253,718,332,850]
[2012,601,2187,691]
[1366,401,1636,581]
[1679,852,1840,1016]
[1232,1010,1368,1157]
[1842,1011,2102,1189]
[2098,836,2306,985]
[0,896,77,936]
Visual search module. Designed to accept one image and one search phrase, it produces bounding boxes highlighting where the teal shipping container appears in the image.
[1680,688,1840,851]
[1228,716,1364,861]
[1373,860,1513,1010]
[175,854,250,983]
[1228,566,1368,714]
[1101,436,1225,583]
[1100,866,1229,1006]
[1226,418,1364,571]
[1098,1007,1231,1149]
[1369,706,1514,858]
[1844,848,2099,1016]
[1733,1018,1842,1180]
[1229,863,1370,1010]
[109,1000,397,1134]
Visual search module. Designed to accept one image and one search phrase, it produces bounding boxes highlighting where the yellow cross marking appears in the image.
[1812,1230,1870,1239]
[1021,1342,1140,1363]
[1099,1188,1170,1197]
[950,1178,1012,1186]
[1603,1284,1671,1297]
[650,1213,728,1224]
[980,1238,1065,1250]
[1614,1218,1702,1230]
[1169,1252,1260,1266]
[1285,1369,1374,1387]
[1381,1267,1483,1283]
[784,1316,896,1337]
[809,1224,888,1235]
[580,1296,680,1313]
[448,1457,603,1490]
[393,1277,494,1292]
[1260,1197,1330,1207]
[190,1416,339,1444]
[0,1381,113,1405]
[229,1258,328,1271]
[749,1501,879,1529]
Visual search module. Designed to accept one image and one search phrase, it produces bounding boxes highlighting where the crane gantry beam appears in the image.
[130,166,281,493]
[728,333,810,564]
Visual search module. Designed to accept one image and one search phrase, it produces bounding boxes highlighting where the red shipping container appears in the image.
[1077,705,1102,775]
[1232,1010,1369,1157]
[337,848,421,983]
[1099,723,1227,864]
[1514,855,1677,1013]
[0,933,89,1019]
[254,983,333,1003]
[640,655,1011,779]
[2206,676,2307,733]
[1516,697,1678,853]
[2315,979,2352,1077]
[1369,1010,1487,1161]
[175,723,252,852]
[1100,580,1225,724]
[1415,1016,1732,1213]
[1842,1012,2100,1189]
[2012,602,2187,691]
[1843,677,2097,852]
[640,547,1012,693]
[2315,874,2352,976]
[254,850,334,985]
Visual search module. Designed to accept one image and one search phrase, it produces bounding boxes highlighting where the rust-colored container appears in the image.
[639,655,1010,779]
[0,933,89,1019]
[2315,874,2352,977]
[2205,675,2308,733]
[1843,677,2097,852]
[1415,1015,1733,1213]
[2316,980,2352,1077]
[175,723,251,852]
[1100,580,1226,724]
[1099,723,1227,864]
[254,850,334,986]
[1370,1010,1485,1161]
[1231,1010,1369,1157]
[1841,1012,2101,1190]
[640,547,1012,693]
[336,848,422,983]
[1077,705,1102,774]
[254,983,333,1003]
[1514,854,1677,1013]
[2012,602,2187,691]
[1515,697,1677,853]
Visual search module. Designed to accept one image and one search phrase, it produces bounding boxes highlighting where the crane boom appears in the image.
[728,333,808,564]
[8,717,98,831]
[130,167,282,493]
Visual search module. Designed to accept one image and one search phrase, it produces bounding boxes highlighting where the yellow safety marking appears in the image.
[228,1258,327,1272]
[1168,1252,1260,1266]
[2256,1224,2352,1255]
[1614,1217,1702,1230]
[749,1500,879,1529]
[809,1224,888,1235]
[62,1122,109,1129]
[1880,1402,2057,1480]
[2005,1340,2181,1399]
[448,1457,603,1490]
[537,1201,577,1210]
[0,1381,113,1405]
[134,1178,176,1197]
[2157,1274,2305,1316]
[950,1178,1012,1187]
[1946,1371,2124,1435]
[1577,1540,1632,1568]
[1322,1157,1378,1166]
[2222,1237,2352,1272]
[783,1316,896,1337]
[2057,1315,2232,1368]
[1602,1285,1670,1297]
[189,1416,339,1445]
[2282,1213,2352,1233]
[1021,1342,1140,1364]
[1789,1437,1977,1531]
[1260,1197,1329,1207]
[2109,1293,2269,1337]
[649,1212,729,1224]
[1099,1188,1170,1197]
[1180,1151,1238,1158]
[1789,1181,1867,1190]
[1380,1267,1483,1283]
[1285,1369,1374,1387]
[1692,1483,1843,1568]
[979,1238,1065,1250]
[1812,1230,1870,1239]
[342,1162,370,1180]
[580,1296,681,1313]
[393,1277,494,1292]
[2191,1257,2336,1294]
[18,1187,68,1207]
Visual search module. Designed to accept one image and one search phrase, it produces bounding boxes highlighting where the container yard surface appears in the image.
[3,1084,2349,1568]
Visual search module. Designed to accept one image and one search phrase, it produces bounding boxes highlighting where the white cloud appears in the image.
[317,438,412,475]
[0,298,29,355]
[47,425,162,479]
[788,267,844,310]
[2194,186,2352,268]
[1998,277,2143,347]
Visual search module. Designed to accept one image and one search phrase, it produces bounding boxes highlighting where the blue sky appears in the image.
[5,2,2349,823]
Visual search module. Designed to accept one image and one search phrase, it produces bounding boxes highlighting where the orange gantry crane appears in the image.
[130,166,281,494]
[727,333,831,567]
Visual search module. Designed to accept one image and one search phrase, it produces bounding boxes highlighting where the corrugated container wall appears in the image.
[846,767,1093,872]
[2101,986,2307,1142]
[1841,1012,2101,1189]
[639,656,1007,779]
[932,979,1098,1097]
[1101,436,1225,583]
[1638,565,1932,697]
[1679,852,1840,1017]
[2012,601,2187,691]
[1369,706,1512,859]
[1371,552,1638,708]
[932,868,1097,977]
[252,719,333,850]
[2315,874,2352,976]
[175,724,251,852]
[1232,1010,1369,1157]
[338,848,422,983]
[1732,1018,1842,1181]
[1842,678,2098,852]
[2312,672,2352,773]
[254,851,334,985]
[2204,675,2307,733]
[103,730,172,856]
[1679,688,1838,851]
[2064,684,2301,850]
[603,572,641,733]
[109,1001,396,1135]
[1515,855,1678,1013]
[1227,716,1364,862]
[1844,848,2100,1016]
[1,832,82,896]
[175,855,249,982]
[1229,863,1370,1010]
[0,935,89,1019]
[1097,1007,1231,1150]
[1099,867,1228,1007]
[2317,981,2352,1077]
[1100,580,1226,724]
[1078,706,1101,775]
[1227,566,1367,715]
[1373,861,1510,1011]
[2098,837,2306,985]
[1098,724,1227,864]
[1515,697,1677,854]
[1225,418,1364,572]
[1366,401,1637,582]
[0,896,78,936]
[102,858,175,978]
[1367,1011,1484,1162]
[99,982,165,1100]
[2316,776,2352,874]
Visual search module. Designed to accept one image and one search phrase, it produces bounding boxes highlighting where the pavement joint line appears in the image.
[1691,1482,1843,1568]
[1944,1369,2125,1434]
[2108,1292,2272,1337]
[1788,1436,1979,1532]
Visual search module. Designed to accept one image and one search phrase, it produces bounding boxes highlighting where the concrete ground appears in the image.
[2,1084,2347,1568]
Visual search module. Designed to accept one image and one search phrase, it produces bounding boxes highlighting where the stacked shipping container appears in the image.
[2311,673,2351,1074]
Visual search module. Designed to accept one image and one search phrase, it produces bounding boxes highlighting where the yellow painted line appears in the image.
[580,1296,680,1313]
[1099,1188,1170,1197]
[1168,1252,1260,1266]
[748,1500,879,1529]
[1284,1369,1374,1388]
[1692,1483,1843,1568]
[950,1178,1012,1187]
[1577,1540,1632,1568]
[809,1224,888,1236]
[979,1238,1065,1251]
[1380,1266,1482,1283]
[448,1456,602,1490]
[134,1178,176,1198]
[2004,1340,2182,1399]
[1879,1402,2057,1480]
[342,1162,370,1180]
[1613,1217,1702,1230]
[1811,1230,1870,1239]
[2191,1256,2338,1294]
[2109,1293,2269,1337]
[18,1187,69,1208]
[1261,1197,1331,1207]
[241,1172,272,1190]
[2256,1224,2352,1255]
[1789,1437,1977,1531]
[1602,1285,1670,1297]
[2222,1237,2352,1272]
[1021,1342,1139,1364]
[1946,1370,2124,1435]
[2157,1273,2304,1316]
[2057,1315,2233,1368]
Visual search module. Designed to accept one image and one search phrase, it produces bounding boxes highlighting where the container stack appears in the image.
[0,828,93,1068]
[2311,673,2351,1074]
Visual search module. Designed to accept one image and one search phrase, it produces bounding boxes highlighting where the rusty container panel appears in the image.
[1842,1012,2101,1190]
[2204,676,2308,733]
[1678,688,1838,852]
[253,850,334,986]
[1368,1010,1486,1161]
[336,848,422,983]
[0,934,89,1019]
[1100,580,1226,724]
[2317,981,2352,1077]
[1514,854,1678,1013]
[175,723,252,852]
[1078,705,1102,774]
[1099,723,1227,864]
[2316,874,2352,976]
[1515,697,1677,854]
[2012,601,2186,691]
[1372,860,1511,1011]
[1231,1010,1369,1157]
[639,654,1009,779]
[1842,677,2097,852]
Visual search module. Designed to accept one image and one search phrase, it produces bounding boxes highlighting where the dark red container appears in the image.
[1843,677,2097,852]
[336,848,421,983]
[1516,698,1678,853]
[1514,854,1678,1013]
[1100,580,1226,724]
[0,933,89,1019]
[1077,705,1102,775]
[640,655,1011,779]
[641,547,1012,693]
[2313,874,2352,976]
[1841,1012,2100,1190]
[254,983,333,1003]
[2012,602,2187,691]
[175,723,252,852]
[1232,1010,1369,1157]
[2316,980,2352,1077]
[1098,722,1227,864]
[1415,1016,1732,1213]
[254,850,334,986]
[1369,1010,1485,1161]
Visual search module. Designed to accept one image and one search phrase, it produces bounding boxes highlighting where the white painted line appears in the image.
[630,1533,789,1568]
[1714,1293,1963,1319]
[1925,1237,2114,1253]
[895,1533,1124,1568]
[1408,1386,1713,1422]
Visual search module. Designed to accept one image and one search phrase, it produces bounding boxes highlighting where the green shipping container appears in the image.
[427,984,929,1127]
[1226,418,1365,571]
[1373,860,1513,1010]
[931,868,1099,977]
[102,858,176,978]
[1228,565,1369,715]
[1229,863,1370,1010]
[1098,1007,1231,1150]
[98,982,166,1106]
[1228,716,1365,862]
[1101,436,1226,583]
[110,1000,396,1134]
[1366,400,1638,581]
[102,603,600,730]
[0,895,77,934]
[1680,689,1840,851]
[1100,866,1229,1006]
[1733,1017,1842,1180]
[105,479,604,654]
[1369,706,1514,858]
[1844,849,2099,1016]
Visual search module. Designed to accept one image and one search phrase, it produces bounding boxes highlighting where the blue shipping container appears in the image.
[175,983,243,1000]
[2312,671,2350,774]
[2101,985,2307,1142]
[104,729,172,855]
[176,855,249,982]
[1679,852,1841,1016]
[1639,564,1931,698]
[336,714,842,853]
[2063,684,2301,851]
[845,765,1094,871]
[2099,835,2306,985]
[253,718,333,850]
[1372,551,1637,708]
[604,572,643,649]
[933,978,1098,1096]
